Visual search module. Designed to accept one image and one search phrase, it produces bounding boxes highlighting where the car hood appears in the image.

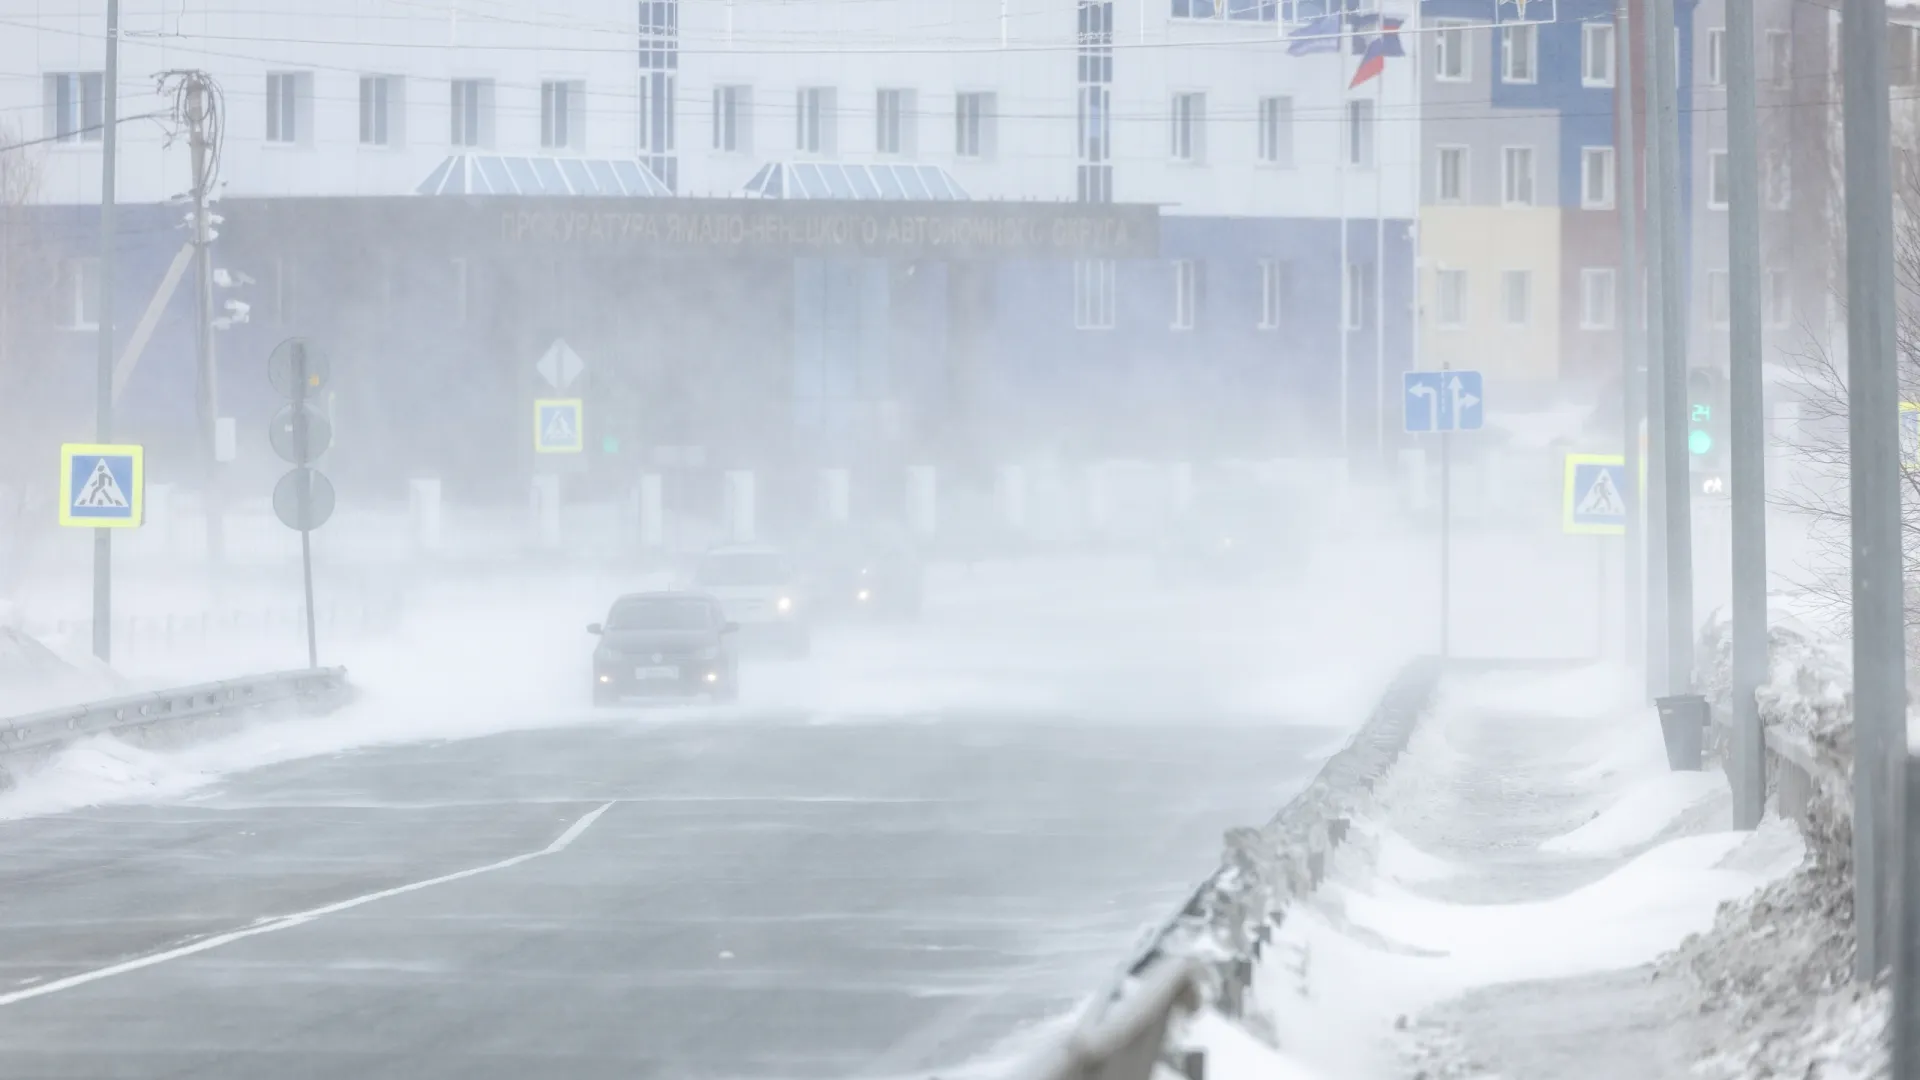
[598,629,719,652]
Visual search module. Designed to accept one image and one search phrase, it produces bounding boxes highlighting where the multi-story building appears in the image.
[1416,0,1700,410]
[0,0,1421,511]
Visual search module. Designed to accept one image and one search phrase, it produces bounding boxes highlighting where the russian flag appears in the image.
[1349,16,1405,88]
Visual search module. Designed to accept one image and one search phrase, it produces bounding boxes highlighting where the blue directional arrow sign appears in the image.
[1403,370,1484,433]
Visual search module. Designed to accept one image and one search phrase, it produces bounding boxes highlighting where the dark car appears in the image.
[588,592,739,705]
[797,525,925,620]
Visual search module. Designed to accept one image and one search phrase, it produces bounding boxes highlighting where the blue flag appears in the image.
[1287,12,1342,55]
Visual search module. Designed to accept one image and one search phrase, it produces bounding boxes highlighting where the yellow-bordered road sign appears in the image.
[533,399,584,454]
[1563,453,1628,535]
[59,443,144,528]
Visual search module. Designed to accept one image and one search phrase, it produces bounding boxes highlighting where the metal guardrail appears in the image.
[0,667,351,758]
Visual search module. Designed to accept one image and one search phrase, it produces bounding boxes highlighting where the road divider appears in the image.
[0,667,353,785]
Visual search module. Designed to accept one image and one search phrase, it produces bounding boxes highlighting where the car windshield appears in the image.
[696,553,788,586]
[606,597,714,631]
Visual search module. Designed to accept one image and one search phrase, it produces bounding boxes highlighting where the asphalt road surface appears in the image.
[0,710,1324,1080]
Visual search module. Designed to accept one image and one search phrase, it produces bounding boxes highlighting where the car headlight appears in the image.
[856,589,871,602]
[777,596,793,613]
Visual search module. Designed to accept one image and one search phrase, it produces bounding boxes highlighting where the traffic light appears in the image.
[1686,366,1728,470]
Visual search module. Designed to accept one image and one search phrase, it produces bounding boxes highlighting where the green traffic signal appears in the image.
[1688,429,1714,455]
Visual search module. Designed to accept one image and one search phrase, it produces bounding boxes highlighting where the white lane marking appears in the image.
[0,800,616,1008]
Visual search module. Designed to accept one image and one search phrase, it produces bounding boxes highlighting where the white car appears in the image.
[691,544,811,657]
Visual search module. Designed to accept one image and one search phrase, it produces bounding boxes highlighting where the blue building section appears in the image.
[31,201,1412,498]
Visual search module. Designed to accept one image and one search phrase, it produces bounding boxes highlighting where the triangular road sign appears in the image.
[1576,467,1626,518]
[74,459,130,509]
[543,408,577,444]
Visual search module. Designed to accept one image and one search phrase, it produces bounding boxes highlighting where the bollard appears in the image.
[1655,694,1708,772]
[819,468,851,524]
[724,471,756,544]
[408,477,443,552]
[907,466,937,537]
[638,473,664,549]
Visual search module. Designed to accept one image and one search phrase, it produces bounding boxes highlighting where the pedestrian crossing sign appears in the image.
[534,399,584,455]
[1562,453,1628,536]
[58,443,144,528]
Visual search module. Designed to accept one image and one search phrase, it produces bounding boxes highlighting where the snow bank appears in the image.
[1538,771,1725,855]
[1669,599,1888,1080]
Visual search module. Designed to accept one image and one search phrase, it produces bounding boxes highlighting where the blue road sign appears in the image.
[59,443,144,528]
[1403,370,1485,433]
[1563,454,1628,535]
[534,399,584,455]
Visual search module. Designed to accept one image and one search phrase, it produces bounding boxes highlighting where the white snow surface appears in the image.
[0,551,1436,822]
[1187,663,1803,1080]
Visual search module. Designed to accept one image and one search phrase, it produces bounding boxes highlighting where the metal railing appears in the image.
[0,667,351,758]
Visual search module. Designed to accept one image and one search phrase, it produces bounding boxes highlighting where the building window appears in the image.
[1170,92,1205,163]
[1581,146,1615,209]
[1502,146,1535,206]
[266,72,308,145]
[1345,262,1373,331]
[541,80,584,150]
[1346,99,1374,168]
[1767,157,1791,209]
[1074,259,1116,330]
[1435,268,1467,329]
[876,89,915,156]
[43,72,104,143]
[1767,30,1792,88]
[450,78,492,148]
[1708,150,1729,209]
[956,92,995,158]
[1580,268,1617,330]
[713,85,750,153]
[1705,28,1725,86]
[1502,24,1537,84]
[796,87,835,156]
[1434,22,1469,82]
[1436,145,1468,202]
[1257,96,1293,166]
[1171,259,1203,330]
[1258,259,1290,330]
[1502,270,1531,326]
[1581,23,1616,87]
[359,75,404,147]
[58,258,99,330]
[1894,24,1920,87]
[640,73,678,154]
[1708,269,1731,327]
[1765,269,1791,328]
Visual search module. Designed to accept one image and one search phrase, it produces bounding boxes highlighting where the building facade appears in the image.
[0,1,1426,508]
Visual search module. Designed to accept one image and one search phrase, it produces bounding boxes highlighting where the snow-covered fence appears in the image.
[0,667,352,786]
[1113,656,1447,1026]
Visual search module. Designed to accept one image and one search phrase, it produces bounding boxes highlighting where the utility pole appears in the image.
[1616,0,1644,678]
[1839,0,1904,985]
[183,73,224,567]
[1641,0,1670,698]
[1724,0,1767,832]
[1651,0,1693,695]
[92,0,120,664]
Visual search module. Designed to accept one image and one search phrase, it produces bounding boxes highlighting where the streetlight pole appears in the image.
[91,0,120,664]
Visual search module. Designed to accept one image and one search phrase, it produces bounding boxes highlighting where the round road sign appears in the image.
[268,338,330,399]
[272,468,336,532]
[269,404,334,465]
